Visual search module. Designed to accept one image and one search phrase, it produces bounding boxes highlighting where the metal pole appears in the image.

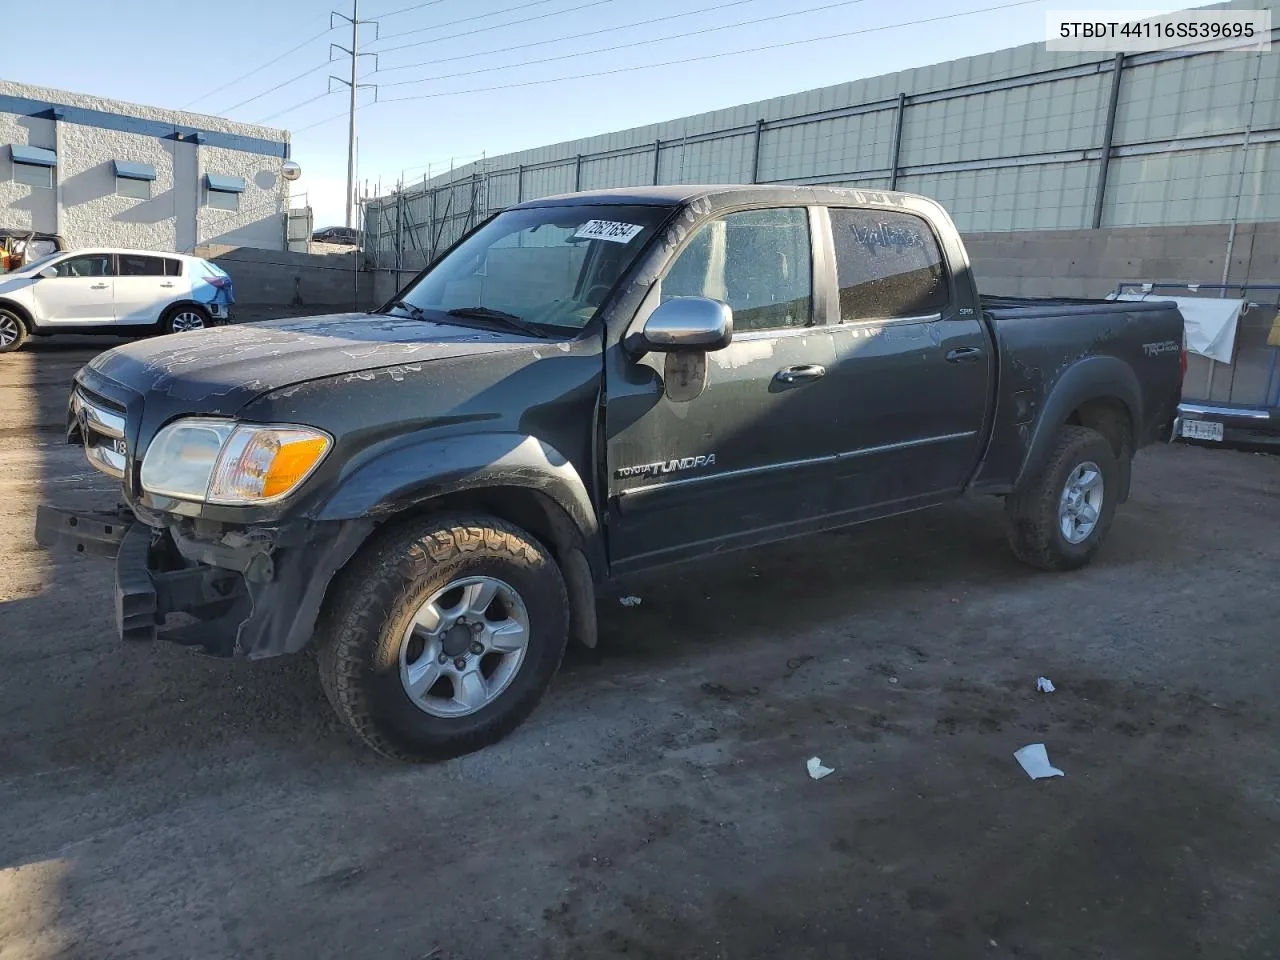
[750,119,764,184]
[345,0,359,228]
[652,140,661,185]
[888,93,906,190]
[1091,54,1124,229]
[516,163,524,202]
[574,154,583,192]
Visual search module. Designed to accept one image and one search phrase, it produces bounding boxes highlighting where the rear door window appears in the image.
[829,208,949,321]
[164,259,183,277]
[118,254,166,277]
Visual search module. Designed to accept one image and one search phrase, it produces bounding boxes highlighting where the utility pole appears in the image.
[330,1,378,229]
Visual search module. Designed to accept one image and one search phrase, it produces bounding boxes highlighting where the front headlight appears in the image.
[140,418,332,504]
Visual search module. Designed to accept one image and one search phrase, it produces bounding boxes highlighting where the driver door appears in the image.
[604,207,840,573]
[32,253,115,325]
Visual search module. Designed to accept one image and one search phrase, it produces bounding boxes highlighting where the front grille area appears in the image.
[71,387,128,479]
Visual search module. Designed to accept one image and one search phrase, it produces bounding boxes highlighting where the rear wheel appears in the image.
[163,305,209,334]
[0,309,28,353]
[1005,425,1119,571]
[317,514,569,762]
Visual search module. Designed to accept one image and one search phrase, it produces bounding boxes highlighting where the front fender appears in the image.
[1016,355,1142,487]
[314,431,599,543]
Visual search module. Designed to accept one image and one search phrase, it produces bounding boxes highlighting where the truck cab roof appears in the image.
[512,183,932,210]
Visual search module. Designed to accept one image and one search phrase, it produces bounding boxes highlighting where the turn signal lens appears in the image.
[209,427,331,504]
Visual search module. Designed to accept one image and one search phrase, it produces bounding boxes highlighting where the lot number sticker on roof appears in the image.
[574,220,645,244]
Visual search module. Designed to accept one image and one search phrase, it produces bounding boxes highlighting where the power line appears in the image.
[379,0,1045,104]
[215,60,332,115]
[181,26,334,110]
[373,0,614,54]
[374,0,760,74]
[259,0,760,125]
[293,0,1043,133]
[366,0,448,19]
[380,0,872,88]
[255,91,335,125]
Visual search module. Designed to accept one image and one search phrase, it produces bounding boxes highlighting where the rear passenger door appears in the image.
[605,207,840,571]
[824,206,989,512]
[113,253,173,325]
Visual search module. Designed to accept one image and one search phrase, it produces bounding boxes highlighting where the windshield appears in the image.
[390,204,670,332]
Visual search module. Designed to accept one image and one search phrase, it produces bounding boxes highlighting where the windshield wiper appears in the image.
[387,300,429,321]
[446,306,550,339]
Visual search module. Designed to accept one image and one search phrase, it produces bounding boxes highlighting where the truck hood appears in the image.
[83,312,531,414]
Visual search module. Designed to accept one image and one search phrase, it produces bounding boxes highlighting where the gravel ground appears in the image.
[1,337,1278,960]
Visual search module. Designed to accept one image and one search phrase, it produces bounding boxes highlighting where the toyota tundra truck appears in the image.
[36,185,1185,762]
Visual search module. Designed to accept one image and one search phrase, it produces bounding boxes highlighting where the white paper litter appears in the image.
[806,757,835,780]
[619,596,642,607]
[1014,743,1065,780]
[1036,676,1055,693]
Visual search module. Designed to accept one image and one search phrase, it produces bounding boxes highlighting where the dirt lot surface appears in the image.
[2,337,1278,959]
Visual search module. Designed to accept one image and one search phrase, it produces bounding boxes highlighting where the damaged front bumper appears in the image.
[35,504,373,659]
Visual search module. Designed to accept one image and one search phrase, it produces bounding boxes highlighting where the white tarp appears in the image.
[1112,294,1245,364]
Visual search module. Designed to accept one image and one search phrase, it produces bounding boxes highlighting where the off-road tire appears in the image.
[0,308,28,353]
[1005,425,1119,572]
[317,514,569,762]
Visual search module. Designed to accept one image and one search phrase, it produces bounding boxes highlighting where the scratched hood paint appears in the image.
[84,312,528,413]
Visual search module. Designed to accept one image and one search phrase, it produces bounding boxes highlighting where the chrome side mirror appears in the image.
[640,297,733,352]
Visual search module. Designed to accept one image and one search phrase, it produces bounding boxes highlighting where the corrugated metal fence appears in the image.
[362,13,1280,280]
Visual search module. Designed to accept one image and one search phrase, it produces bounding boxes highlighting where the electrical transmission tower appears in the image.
[330,0,379,229]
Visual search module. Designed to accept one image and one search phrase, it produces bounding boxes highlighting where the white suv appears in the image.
[0,249,235,353]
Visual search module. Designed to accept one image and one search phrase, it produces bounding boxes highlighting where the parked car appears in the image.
[36,185,1185,761]
[312,226,360,245]
[0,249,234,352]
[0,228,66,274]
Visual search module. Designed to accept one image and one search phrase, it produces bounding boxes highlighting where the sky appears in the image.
[3,0,1206,227]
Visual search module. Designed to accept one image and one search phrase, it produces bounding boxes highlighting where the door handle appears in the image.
[89,284,109,290]
[945,347,983,363]
[160,282,175,288]
[774,364,826,384]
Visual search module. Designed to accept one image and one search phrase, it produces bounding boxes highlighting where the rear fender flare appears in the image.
[1015,355,1141,489]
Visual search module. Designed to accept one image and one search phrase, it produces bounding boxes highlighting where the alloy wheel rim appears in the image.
[0,317,18,347]
[398,576,530,718]
[1059,461,1104,544]
[171,312,205,332]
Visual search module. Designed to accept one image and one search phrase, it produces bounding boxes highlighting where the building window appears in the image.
[205,173,245,212]
[207,189,239,211]
[9,145,57,189]
[113,160,156,200]
[13,163,53,188]
[117,177,151,200]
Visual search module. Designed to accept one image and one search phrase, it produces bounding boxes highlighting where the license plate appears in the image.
[1181,419,1224,442]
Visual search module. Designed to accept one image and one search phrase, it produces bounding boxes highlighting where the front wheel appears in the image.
[317,514,569,762]
[0,309,28,353]
[163,305,209,334]
[1005,425,1119,571]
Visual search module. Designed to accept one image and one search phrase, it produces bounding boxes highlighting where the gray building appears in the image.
[1,79,292,253]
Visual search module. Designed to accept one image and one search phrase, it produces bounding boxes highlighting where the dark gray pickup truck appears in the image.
[37,185,1184,761]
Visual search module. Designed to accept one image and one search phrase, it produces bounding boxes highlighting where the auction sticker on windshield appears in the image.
[574,220,645,244]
